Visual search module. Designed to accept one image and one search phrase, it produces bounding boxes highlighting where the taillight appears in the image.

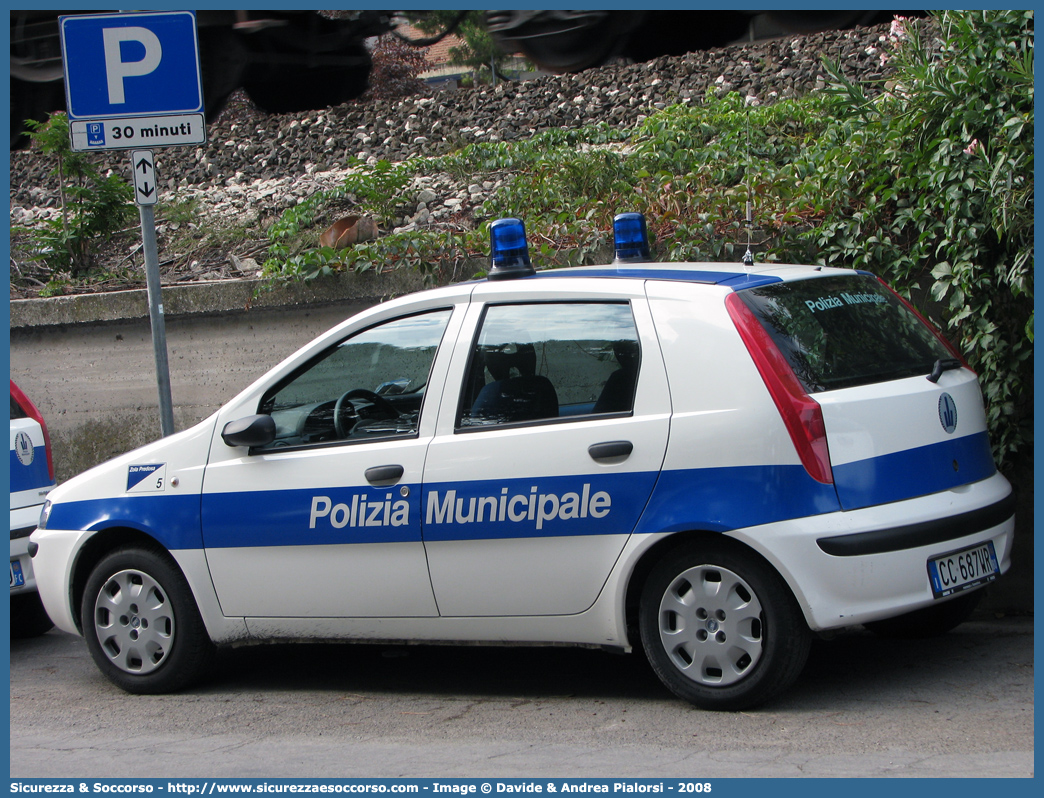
[876,277,973,372]
[10,380,55,482]
[724,294,834,484]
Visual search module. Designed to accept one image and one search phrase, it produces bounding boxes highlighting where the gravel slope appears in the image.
[9,20,916,296]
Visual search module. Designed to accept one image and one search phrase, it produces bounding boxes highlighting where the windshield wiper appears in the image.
[927,358,963,383]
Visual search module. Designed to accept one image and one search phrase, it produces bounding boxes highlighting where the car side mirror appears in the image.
[221,414,276,448]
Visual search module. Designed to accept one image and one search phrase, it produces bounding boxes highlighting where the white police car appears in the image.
[30,215,1014,709]
[10,380,57,638]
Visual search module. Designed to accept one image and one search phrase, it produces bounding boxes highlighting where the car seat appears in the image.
[593,339,639,414]
[470,343,558,423]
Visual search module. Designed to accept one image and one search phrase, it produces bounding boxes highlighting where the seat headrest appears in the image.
[484,342,537,380]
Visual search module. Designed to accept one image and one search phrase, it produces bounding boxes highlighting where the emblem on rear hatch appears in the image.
[938,393,958,434]
[14,431,34,466]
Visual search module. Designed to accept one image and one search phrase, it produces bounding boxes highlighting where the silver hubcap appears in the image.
[658,564,763,686]
[93,569,174,675]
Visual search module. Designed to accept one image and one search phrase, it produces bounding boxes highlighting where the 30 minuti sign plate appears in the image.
[69,115,206,151]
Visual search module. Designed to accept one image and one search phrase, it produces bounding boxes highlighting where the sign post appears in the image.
[131,149,175,437]
[60,11,207,437]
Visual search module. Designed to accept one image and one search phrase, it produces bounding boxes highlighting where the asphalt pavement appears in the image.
[9,615,1034,778]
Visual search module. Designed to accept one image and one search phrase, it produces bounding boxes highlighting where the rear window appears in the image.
[736,275,952,392]
[11,395,28,421]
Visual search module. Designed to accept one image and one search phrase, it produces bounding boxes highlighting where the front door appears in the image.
[201,307,455,618]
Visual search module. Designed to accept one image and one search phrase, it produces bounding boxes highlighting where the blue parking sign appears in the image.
[60,11,203,120]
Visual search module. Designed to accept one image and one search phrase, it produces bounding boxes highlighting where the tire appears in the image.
[10,592,55,639]
[511,12,642,73]
[243,44,371,113]
[863,588,983,639]
[80,545,215,694]
[639,541,811,711]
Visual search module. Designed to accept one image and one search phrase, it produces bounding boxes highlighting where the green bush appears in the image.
[18,112,135,278]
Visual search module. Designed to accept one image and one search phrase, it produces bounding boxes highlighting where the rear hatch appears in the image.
[733,273,996,511]
[10,386,56,513]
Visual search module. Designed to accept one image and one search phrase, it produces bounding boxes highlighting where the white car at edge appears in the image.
[10,380,57,638]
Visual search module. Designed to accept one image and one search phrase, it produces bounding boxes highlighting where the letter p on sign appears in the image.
[103,27,162,104]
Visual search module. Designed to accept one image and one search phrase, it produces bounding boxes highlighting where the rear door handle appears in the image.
[365,464,404,486]
[588,441,633,461]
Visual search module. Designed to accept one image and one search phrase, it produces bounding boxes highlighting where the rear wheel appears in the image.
[639,541,810,710]
[81,545,215,693]
[863,588,983,639]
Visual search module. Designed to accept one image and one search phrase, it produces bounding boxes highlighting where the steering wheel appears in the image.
[334,389,400,438]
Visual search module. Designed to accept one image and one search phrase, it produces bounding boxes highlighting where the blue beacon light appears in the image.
[488,217,535,280]
[613,212,651,263]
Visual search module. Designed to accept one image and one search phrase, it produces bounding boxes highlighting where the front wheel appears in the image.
[81,545,215,694]
[639,541,810,711]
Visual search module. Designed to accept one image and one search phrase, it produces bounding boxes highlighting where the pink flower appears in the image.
[889,16,909,40]
[963,139,982,156]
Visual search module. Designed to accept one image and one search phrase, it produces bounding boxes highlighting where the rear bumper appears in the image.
[816,492,1016,556]
[730,471,1015,631]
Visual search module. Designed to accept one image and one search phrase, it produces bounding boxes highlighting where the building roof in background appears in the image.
[396,23,463,71]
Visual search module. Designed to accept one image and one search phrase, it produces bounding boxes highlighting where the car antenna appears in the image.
[742,106,755,269]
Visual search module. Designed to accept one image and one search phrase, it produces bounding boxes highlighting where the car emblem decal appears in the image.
[14,431,34,466]
[938,393,958,434]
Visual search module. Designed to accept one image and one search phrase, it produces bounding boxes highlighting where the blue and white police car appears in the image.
[30,216,1014,709]
[11,380,57,638]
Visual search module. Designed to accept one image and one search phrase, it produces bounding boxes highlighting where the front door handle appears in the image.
[588,441,633,461]
[365,464,404,486]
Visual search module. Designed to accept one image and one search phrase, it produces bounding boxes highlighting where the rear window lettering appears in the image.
[804,291,887,313]
[737,275,952,393]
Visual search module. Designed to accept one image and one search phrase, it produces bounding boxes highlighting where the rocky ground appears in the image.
[9,20,915,298]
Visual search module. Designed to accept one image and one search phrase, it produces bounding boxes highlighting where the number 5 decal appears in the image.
[127,463,167,493]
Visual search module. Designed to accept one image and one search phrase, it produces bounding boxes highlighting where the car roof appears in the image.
[514,262,862,290]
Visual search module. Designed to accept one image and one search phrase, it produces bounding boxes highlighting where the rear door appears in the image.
[421,278,671,616]
[735,273,996,511]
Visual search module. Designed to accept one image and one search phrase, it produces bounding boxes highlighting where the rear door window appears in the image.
[457,302,640,427]
[736,275,952,392]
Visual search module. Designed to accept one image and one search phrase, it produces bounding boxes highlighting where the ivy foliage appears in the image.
[260,11,1032,464]
[779,11,1033,463]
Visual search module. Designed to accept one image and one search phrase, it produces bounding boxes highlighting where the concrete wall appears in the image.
[10,271,424,481]
[9,273,1032,614]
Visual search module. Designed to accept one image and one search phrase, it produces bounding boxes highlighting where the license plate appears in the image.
[10,559,25,589]
[927,541,999,598]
